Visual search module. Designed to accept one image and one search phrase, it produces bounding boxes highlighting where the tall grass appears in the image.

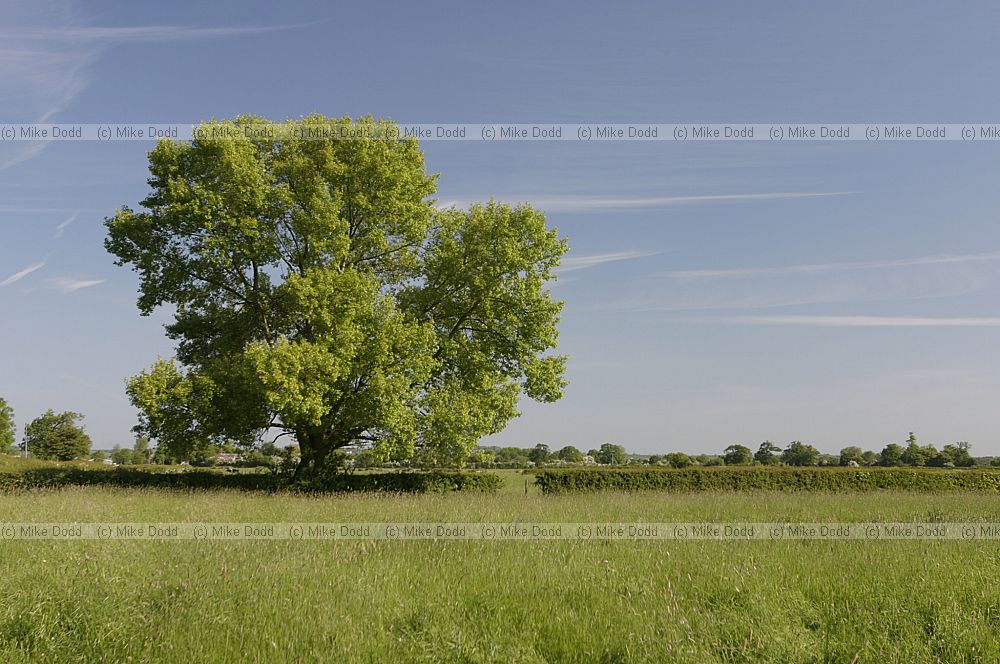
[2,480,1000,661]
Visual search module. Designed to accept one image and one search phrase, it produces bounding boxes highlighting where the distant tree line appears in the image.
[462,433,991,469]
[0,398,996,472]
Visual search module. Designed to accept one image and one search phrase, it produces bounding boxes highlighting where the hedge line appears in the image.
[534,467,1000,494]
[0,467,501,494]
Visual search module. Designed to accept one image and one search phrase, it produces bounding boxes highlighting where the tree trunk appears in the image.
[291,429,336,479]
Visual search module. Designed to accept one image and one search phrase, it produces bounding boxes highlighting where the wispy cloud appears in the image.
[437,191,853,213]
[699,315,1000,327]
[557,250,658,274]
[52,210,79,239]
[611,247,1000,312]
[0,1,305,171]
[663,251,1000,279]
[7,24,307,43]
[46,277,105,292]
[0,261,46,288]
[56,373,124,400]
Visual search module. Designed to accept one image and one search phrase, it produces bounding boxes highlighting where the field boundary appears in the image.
[534,466,1000,493]
[0,467,502,493]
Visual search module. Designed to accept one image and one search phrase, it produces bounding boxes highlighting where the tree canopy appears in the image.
[105,116,568,476]
[839,446,864,466]
[528,444,551,464]
[722,444,752,466]
[754,441,781,465]
[556,445,584,463]
[781,441,819,466]
[664,452,693,468]
[595,443,628,465]
[24,410,91,461]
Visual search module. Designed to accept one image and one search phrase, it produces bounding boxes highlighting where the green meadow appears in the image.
[2,469,1000,662]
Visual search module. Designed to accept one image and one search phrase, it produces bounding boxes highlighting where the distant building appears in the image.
[216,453,243,464]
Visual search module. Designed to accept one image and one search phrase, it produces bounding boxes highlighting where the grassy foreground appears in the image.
[2,475,1000,662]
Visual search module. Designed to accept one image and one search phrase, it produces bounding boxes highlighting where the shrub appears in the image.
[534,466,1000,494]
[664,452,693,468]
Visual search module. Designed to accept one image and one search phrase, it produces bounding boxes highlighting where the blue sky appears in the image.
[3,0,1000,454]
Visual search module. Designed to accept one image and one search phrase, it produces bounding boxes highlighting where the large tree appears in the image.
[839,446,864,466]
[781,441,819,466]
[556,445,584,463]
[24,410,92,461]
[722,444,752,466]
[754,441,781,466]
[595,443,628,465]
[106,116,568,476]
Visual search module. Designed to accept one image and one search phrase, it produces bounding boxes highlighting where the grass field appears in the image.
[2,470,1000,662]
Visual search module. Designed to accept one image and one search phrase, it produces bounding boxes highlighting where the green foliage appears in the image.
[0,397,14,452]
[494,447,530,465]
[934,442,975,468]
[466,448,495,466]
[595,443,628,465]
[534,466,1000,494]
[106,115,568,474]
[880,443,904,467]
[722,444,752,466]
[754,441,781,465]
[352,450,379,469]
[23,411,91,461]
[190,446,219,467]
[111,445,132,465]
[132,436,152,464]
[951,442,976,467]
[527,444,551,464]
[839,446,865,466]
[556,445,584,463]
[781,441,820,466]
[107,443,156,466]
[0,467,277,492]
[239,450,274,468]
[124,359,218,462]
[664,452,693,468]
[901,441,931,466]
[0,466,499,494]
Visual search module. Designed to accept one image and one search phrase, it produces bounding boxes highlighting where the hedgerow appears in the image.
[0,466,501,494]
[534,466,1000,494]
